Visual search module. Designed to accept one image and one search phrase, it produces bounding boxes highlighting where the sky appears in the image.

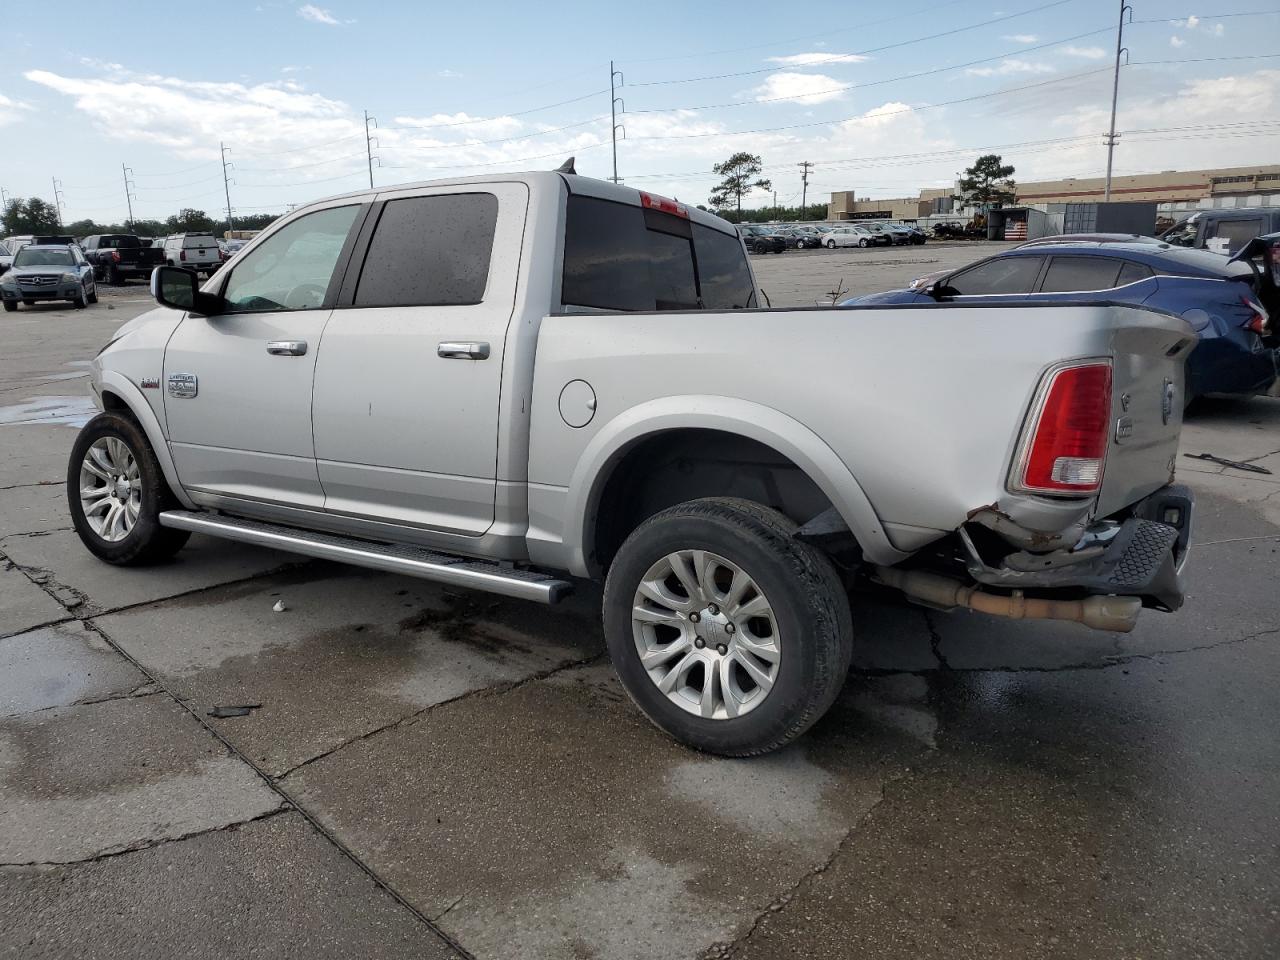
[1,0,1278,225]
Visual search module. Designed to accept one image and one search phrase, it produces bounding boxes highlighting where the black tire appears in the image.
[603,497,853,756]
[87,280,98,304]
[826,239,836,249]
[72,285,87,309]
[67,412,191,565]
[107,264,121,285]
[92,263,104,282]
[2,301,15,312]
[859,238,869,248]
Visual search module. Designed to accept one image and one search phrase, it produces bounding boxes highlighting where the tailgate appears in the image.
[1093,316,1195,519]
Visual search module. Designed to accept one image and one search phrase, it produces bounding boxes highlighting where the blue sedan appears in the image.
[845,238,1278,402]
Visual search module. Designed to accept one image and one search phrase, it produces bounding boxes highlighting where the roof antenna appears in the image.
[554,157,577,175]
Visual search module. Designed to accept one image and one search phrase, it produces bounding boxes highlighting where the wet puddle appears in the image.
[0,395,97,427]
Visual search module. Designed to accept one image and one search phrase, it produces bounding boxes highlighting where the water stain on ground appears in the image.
[0,395,97,428]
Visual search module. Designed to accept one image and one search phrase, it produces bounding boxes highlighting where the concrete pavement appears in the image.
[1,269,1277,959]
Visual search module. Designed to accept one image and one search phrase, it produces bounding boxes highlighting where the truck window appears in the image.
[1207,217,1265,255]
[944,256,1044,295]
[221,205,360,313]
[1039,256,1123,293]
[693,224,756,309]
[182,235,216,248]
[562,195,700,311]
[354,193,498,307]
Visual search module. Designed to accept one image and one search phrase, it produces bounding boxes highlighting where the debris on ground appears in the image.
[272,599,286,612]
[207,703,262,718]
[1184,452,1273,475]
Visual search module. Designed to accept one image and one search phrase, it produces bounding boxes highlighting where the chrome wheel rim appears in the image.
[631,550,781,720]
[79,437,140,542]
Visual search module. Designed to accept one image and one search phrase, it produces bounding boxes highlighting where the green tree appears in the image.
[1,197,62,235]
[957,154,1016,208]
[164,208,215,233]
[708,152,771,214]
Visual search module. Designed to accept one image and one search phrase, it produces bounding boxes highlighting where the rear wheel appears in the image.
[603,497,853,756]
[107,265,121,285]
[2,301,16,312]
[67,412,191,565]
[825,239,836,249]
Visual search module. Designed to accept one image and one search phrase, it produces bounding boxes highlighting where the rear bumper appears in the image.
[1189,338,1280,397]
[960,484,1194,612]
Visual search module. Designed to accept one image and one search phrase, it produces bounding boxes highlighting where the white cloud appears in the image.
[391,111,522,137]
[1063,45,1106,60]
[1002,34,1039,44]
[752,72,847,105]
[966,58,1055,77]
[766,52,867,66]
[1213,23,1225,37]
[297,4,339,25]
[1170,35,1186,48]
[0,93,33,127]
[437,68,462,78]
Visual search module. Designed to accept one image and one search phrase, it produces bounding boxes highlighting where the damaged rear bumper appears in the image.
[960,484,1194,613]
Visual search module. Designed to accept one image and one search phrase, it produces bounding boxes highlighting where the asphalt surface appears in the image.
[1,258,1277,960]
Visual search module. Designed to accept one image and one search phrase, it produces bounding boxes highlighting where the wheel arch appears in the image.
[561,396,906,578]
[96,370,196,509]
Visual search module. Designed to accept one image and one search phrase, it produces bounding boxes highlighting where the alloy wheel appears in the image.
[78,436,141,542]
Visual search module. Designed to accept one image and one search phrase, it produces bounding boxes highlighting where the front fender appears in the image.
[95,369,196,509]
[559,395,908,576]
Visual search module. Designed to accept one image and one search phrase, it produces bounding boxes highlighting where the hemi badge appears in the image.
[140,377,160,390]
[1115,416,1134,443]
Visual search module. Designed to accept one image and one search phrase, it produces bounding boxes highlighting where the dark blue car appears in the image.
[845,238,1279,403]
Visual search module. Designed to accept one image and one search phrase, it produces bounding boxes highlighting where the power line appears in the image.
[392,88,609,129]
[629,0,1076,87]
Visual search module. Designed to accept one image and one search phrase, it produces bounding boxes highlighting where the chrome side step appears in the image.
[158,510,574,604]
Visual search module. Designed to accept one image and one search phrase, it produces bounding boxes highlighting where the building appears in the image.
[827,163,1280,222]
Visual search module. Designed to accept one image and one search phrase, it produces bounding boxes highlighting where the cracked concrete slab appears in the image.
[0,811,461,960]
[0,425,73,489]
[286,661,933,960]
[0,623,146,717]
[713,633,1280,960]
[95,568,605,776]
[0,563,69,638]
[0,529,301,615]
[0,694,281,864]
[1,483,69,538]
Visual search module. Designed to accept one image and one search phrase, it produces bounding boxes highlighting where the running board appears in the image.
[158,510,573,604]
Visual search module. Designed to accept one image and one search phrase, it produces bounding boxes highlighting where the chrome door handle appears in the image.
[266,340,307,356]
[437,341,490,360]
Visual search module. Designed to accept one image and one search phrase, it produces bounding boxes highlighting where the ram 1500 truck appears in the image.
[81,234,166,285]
[66,167,1197,755]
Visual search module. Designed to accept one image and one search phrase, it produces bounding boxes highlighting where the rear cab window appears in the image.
[562,195,755,312]
[183,235,216,249]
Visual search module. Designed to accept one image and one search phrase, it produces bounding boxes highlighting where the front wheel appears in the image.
[67,412,191,565]
[825,239,836,249]
[858,238,869,248]
[603,498,853,756]
[87,280,98,304]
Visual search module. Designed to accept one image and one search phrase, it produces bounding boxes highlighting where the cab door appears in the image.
[310,183,526,537]
[162,202,365,509]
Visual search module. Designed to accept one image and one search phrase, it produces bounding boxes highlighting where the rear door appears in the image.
[310,183,526,536]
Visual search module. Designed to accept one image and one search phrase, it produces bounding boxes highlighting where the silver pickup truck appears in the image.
[67,167,1196,755]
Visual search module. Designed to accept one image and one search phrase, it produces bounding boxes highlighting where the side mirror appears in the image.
[150,265,219,315]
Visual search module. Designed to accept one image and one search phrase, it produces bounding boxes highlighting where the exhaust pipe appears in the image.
[872,565,1141,633]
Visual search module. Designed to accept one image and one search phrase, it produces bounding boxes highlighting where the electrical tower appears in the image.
[610,62,626,184]
[51,177,66,227]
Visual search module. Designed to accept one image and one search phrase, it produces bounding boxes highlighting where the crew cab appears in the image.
[67,167,1197,756]
[81,234,166,285]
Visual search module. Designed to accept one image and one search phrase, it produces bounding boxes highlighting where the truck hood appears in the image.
[98,305,185,355]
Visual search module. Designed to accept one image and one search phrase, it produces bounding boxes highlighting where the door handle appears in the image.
[437,341,490,360]
[266,340,308,356]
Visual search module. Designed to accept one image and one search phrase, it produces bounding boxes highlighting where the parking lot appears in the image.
[2,248,1278,960]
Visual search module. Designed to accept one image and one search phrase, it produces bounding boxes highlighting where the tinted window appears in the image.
[945,256,1043,295]
[182,235,216,248]
[693,223,756,309]
[14,248,73,267]
[562,195,700,311]
[1117,261,1153,285]
[1209,218,1265,254]
[1040,256,1123,293]
[355,193,497,307]
[222,205,359,313]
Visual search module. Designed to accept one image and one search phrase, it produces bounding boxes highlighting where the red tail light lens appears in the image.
[1242,295,1269,335]
[111,250,121,263]
[180,249,186,261]
[1015,362,1113,495]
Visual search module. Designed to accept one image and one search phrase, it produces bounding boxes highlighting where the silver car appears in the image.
[0,244,98,311]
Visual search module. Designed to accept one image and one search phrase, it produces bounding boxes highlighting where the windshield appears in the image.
[14,247,73,267]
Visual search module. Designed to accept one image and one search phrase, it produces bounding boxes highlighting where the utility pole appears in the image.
[51,177,66,227]
[610,61,625,184]
[121,164,136,230]
[798,161,813,219]
[772,190,777,219]
[0,186,9,217]
[220,142,235,238]
[364,110,379,189]
[1103,0,1132,201]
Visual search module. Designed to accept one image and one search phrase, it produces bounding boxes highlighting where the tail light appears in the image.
[639,192,689,219]
[111,250,121,263]
[1241,295,1269,335]
[1012,361,1113,495]
[180,249,186,262]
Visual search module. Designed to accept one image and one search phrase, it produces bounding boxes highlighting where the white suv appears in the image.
[163,233,221,277]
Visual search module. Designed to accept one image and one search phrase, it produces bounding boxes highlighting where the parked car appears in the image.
[67,170,1196,756]
[0,243,97,310]
[162,233,221,276]
[788,225,825,249]
[845,239,1278,403]
[0,245,11,277]
[737,224,787,254]
[819,224,891,248]
[773,228,807,250]
[81,234,166,285]
[867,223,911,246]
[2,234,77,254]
[1160,207,1280,256]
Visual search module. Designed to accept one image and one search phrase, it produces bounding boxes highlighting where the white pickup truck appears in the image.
[68,165,1196,755]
